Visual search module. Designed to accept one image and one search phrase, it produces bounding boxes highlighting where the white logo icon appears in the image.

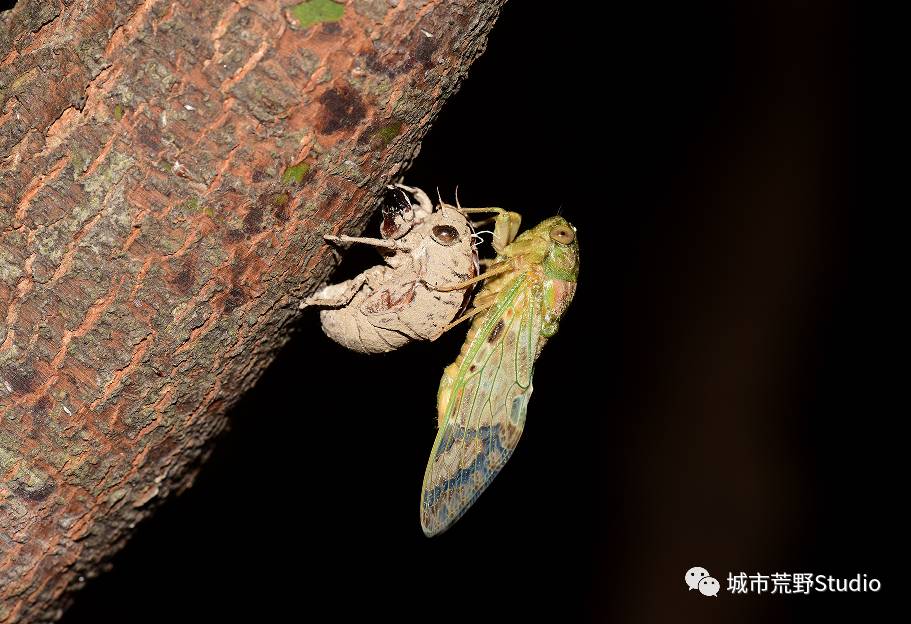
[686,566,719,597]
[685,566,710,590]
[698,576,720,597]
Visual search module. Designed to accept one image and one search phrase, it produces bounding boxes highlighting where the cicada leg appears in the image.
[457,208,521,254]
[299,266,386,309]
[324,234,411,252]
[430,299,498,341]
[430,260,513,292]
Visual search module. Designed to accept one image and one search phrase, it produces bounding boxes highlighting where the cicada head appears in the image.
[541,216,579,282]
[507,216,579,282]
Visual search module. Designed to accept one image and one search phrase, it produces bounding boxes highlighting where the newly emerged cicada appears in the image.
[302,185,515,354]
[420,214,579,536]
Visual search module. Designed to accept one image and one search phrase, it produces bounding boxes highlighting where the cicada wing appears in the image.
[421,281,541,536]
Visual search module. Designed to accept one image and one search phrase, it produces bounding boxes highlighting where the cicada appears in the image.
[420,214,579,536]
[302,185,516,354]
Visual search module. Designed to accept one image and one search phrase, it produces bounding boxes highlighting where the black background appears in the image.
[5,0,894,622]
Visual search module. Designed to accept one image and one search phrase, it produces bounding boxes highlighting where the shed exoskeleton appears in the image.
[301,184,520,354]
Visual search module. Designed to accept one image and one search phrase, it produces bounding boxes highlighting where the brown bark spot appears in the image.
[3,365,36,394]
[363,50,397,77]
[11,477,57,503]
[34,395,52,414]
[321,22,342,36]
[30,396,52,438]
[223,228,245,244]
[260,191,291,222]
[135,121,162,152]
[170,257,196,295]
[231,250,257,281]
[412,35,438,68]
[224,286,247,312]
[242,204,264,235]
[145,435,177,467]
[317,85,366,134]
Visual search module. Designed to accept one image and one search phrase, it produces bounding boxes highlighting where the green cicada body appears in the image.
[420,216,579,536]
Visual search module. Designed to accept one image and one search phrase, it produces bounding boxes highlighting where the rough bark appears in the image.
[0,0,504,620]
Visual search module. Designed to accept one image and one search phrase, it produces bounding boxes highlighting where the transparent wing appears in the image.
[420,277,541,535]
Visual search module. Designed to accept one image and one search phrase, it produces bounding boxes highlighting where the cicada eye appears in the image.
[550,225,575,245]
[431,224,460,246]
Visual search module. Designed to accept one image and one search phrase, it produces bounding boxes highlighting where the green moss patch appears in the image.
[290,0,344,28]
[281,160,311,184]
[372,121,403,148]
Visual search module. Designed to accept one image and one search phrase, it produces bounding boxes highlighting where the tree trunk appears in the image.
[0,0,504,620]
